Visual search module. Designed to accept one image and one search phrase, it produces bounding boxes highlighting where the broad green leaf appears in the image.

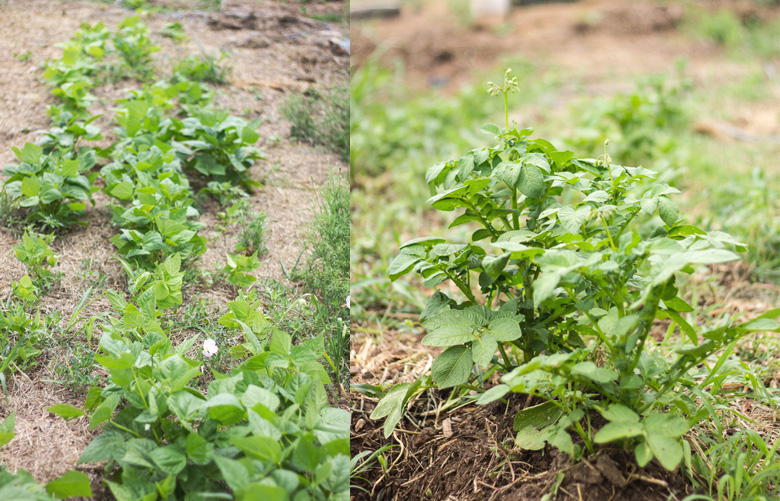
[47,404,84,421]
[387,252,420,281]
[79,431,125,464]
[476,384,510,405]
[472,332,497,368]
[0,412,15,448]
[214,456,249,492]
[482,252,510,279]
[635,440,653,467]
[644,413,689,438]
[46,470,92,499]
[480,123,500,135]
[517,164,545,199]
[570,362,617,384]
[89,393,120,429]
[204,393,245,425]
[242,484,288,501]
[601,404,640,423]
[646,434,683,471]
[593,422,644,443]
[658,196,679,227]
[431,345,473,388]
[149,446,187,475]
[583,190,609,203]
[185,432,210,465]
[557,205,590,234]
[371,383,410,438]
[20,176,41,197]
[110,181,135,200]
[486,317,522,342]
[230,435,281,463]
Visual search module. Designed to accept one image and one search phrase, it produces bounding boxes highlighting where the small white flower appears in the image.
[297,297,307,305]
[144,424,150,431]
[203,339,218,358]
[345,295,350,308]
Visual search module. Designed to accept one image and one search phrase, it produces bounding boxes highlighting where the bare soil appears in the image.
[0,0,347,496]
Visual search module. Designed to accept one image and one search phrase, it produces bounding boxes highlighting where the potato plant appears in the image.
[379,70,780,471]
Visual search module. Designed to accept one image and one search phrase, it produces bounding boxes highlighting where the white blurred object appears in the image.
[470,0,511,21]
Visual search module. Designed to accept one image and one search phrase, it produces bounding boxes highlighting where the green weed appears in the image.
[282,86,348,162]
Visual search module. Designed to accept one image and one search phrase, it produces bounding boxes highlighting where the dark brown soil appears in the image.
[351,388,692,501]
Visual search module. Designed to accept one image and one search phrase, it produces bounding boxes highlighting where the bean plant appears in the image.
[3,143,98,230]
[378,70,780,472]
[49,290,349,500]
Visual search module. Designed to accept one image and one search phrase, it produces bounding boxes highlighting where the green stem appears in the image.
[443,269,477,304]
[497,343,513,370]
[504,91,509,131]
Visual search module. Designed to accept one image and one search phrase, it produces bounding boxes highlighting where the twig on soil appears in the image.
[628,472,669,487]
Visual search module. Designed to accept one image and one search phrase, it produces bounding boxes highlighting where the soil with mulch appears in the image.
[0,0,347,497]
[351,391,691,501]
[350,331,692,501]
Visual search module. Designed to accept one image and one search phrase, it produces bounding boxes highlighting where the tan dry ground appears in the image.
[0,0,347,496]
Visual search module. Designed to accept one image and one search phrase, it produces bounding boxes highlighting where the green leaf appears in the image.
[422,308,483,346]
[476,384,510,405]
[570,362,617,384]
[482,252,510,279]
[557,205,590,234]
[486,317,522,342]
[370,383,410,438]
[62,47,79,66]
[635,440,653,467]
[185,432,210,465]
[644,413,689,438]
[16,143,43,164]
[594,422,644,443]
[110,181,135,200]
[21,176,41,197]
[387,252,419,281]
[513,400,563,432]
[480,123,500,135]
[214,456,249,492]
[658,196,679,227]
[513,401,563,450]
[149,446,187,475]
[472,332,497,368]
[242,484,288,501]
[532,272,562,305]
[89,393,120,429]
[601,404,640,423]
[46,470,92,499]
[79,431,125,464]
[583,190,609,203]
[517,164,545,199]
[230,435,281,463]
[646,434,683,471]
[0,412,15,448]
[205,393,245,425]
[431,345,473,389]
[47,404,84,421]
